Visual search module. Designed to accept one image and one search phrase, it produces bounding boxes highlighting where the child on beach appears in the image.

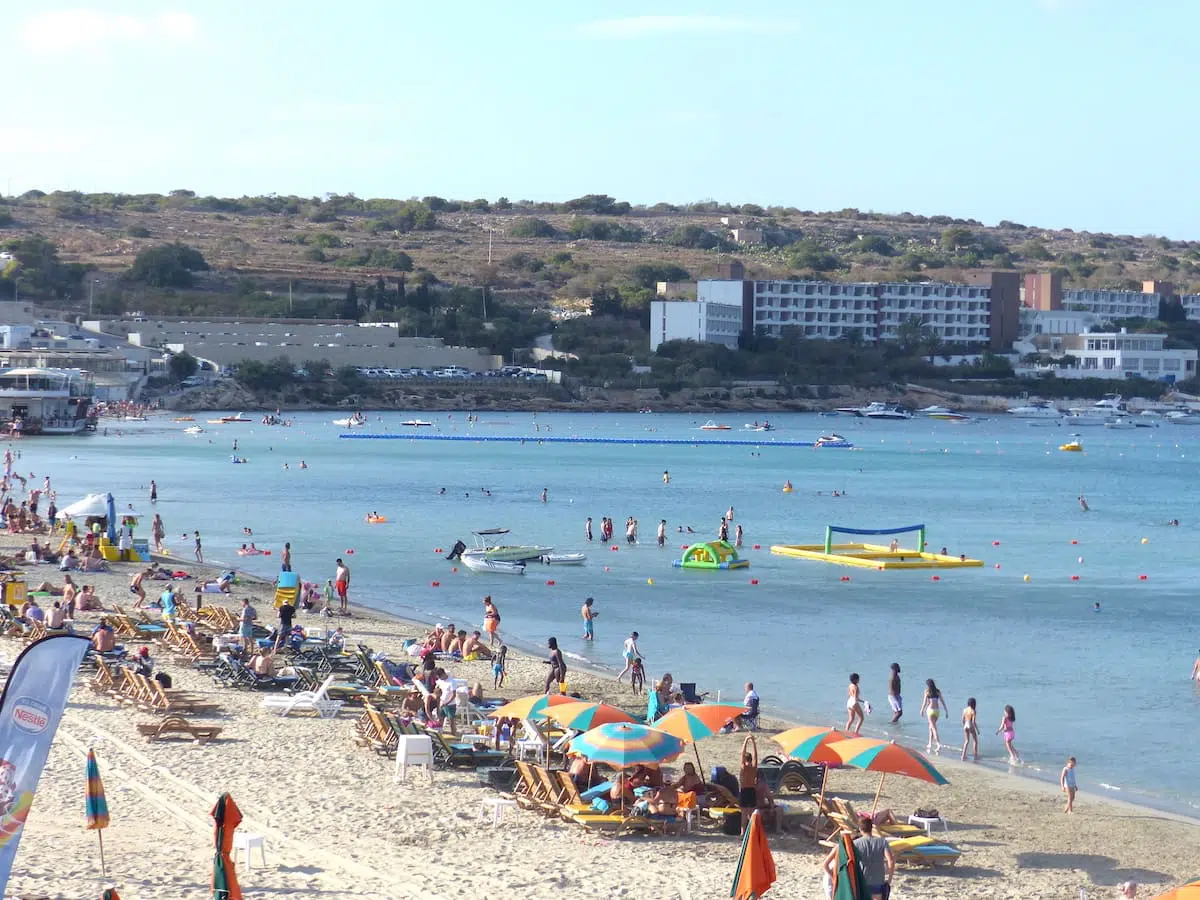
[492,645,508,689]
[961,697,980,761]
[1060,756,1077,813]
[997,704,1021,764]
[630,658,646,694]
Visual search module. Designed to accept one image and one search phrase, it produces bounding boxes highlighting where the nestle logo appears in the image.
[12,699,50,734]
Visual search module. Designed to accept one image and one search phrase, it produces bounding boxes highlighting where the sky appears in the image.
[3,1,1198,237]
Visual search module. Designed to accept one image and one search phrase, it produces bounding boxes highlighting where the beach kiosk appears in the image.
[673,540,750,570]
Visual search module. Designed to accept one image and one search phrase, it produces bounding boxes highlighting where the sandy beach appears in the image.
[0,536,1196,900]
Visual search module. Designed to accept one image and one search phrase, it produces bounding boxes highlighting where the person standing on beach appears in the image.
[920,679,948,754]
[277,598,295,649]
[239,598,257,645]
[581,597,597,641]
[1060,756,1078,813]
[738,735,758,828]
[281,542,292,573]
[618,632,644,683]
[544,637,566,694]
[887,663,903,724]
[845,673,865,734]
[334,557,350,613]
[151,514,165,554]
[482,595,501,646]
[149,480,157,503]
[193,530,203,563]
[129,568,150,608]
[997,705,1021,764]
[960,697,980,760]
[585,517,593,542]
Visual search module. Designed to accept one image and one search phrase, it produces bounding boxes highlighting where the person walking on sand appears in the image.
[618,631,644,683]
[997,705,1021,764]
[544,637,566,694]
[581,597,597,641]
[657,519,666,548]
[960,697,980,761]
[1060,756,1078,813]
[281,542,292,573]
[920,678,948,753]
[845,673,865,734]
[887,663,903,724]
[482,595,501,647]
[334,557,350,613]
[129,568,150,608]
[585,517,593,542]
[193,530,203,563]
[151,514,165,555]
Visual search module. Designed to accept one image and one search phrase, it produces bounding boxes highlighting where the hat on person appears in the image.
[137,647,150,657]
[435,623,444,629]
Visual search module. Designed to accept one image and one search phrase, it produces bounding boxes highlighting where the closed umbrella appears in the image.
[730,809,776,899]
[105,493,117,543]
[85,748,110,876]
[211,792,243,900]
[832,831,871,900]
[822,737,948,814]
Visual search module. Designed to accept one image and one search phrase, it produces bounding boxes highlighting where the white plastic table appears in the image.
[479,797,517,826]
[907,814,949,835]
[393,734,434,782]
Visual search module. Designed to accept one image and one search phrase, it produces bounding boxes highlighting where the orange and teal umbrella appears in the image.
[86,748,109,876]
[654,703,744,776]
[540,701,634,731]
[772,726,854,762]
[1154,879,1200,899]
[823,737,948,813]
[102,891,122,900]
[569,722,685,769]
[212,792,243,900]
[488,692,575,721]
[731,809,776,899]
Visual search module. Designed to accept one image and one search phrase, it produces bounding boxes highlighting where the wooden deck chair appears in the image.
[90,657,120,696]
[550,769,596,818]
[364,706,399,757]
[142,677,221,716]
[512,760,554,813]
[374,661,412,700]
[137,715,223,744]
[836,799,925,838]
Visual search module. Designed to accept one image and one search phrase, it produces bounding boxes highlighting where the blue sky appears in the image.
[2,1,1197,237]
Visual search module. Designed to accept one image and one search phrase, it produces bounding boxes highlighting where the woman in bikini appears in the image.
[845,673,865,734]
[919,678,948,754]
[738,735,758,828]
[997,704,1021,764]
[960,697,980,761]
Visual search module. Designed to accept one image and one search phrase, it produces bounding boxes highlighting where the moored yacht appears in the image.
[1007,400,1063,419]
[0,368,94,435]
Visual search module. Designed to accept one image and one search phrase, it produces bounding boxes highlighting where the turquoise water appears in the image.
[39,411,1200,811]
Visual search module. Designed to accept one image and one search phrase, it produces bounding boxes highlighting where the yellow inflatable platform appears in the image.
[771,524,983,570]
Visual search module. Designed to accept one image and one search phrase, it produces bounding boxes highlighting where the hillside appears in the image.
[3,191,1198,314]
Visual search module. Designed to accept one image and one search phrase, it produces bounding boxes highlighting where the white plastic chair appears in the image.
[393,734,434,782]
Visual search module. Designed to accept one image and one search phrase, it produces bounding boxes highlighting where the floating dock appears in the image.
[339,434,854,448]
[771,524,983,570]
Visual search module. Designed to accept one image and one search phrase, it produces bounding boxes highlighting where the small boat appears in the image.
[459,528,552,562]
[231,456,249,464]
[1008,401,1062,419]
[815,433,854,448]
[818,411,840,418]
[333,413,367,428]
[638,407,653,414]
[461,554,526,575]
[220,413,251,423]
[743,422,775,432]
[700,421,731,431]
[1103,417,1135,430]
[919,406,969,421]
[365,515,388,524]
[538,552,587,566]
[1059,441,1084,452]
[183,425,204,435]
[401,420,434,427]
[173,416,195,422]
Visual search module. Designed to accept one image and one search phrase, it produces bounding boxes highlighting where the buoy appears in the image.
[994,563,1001,569]
[681,544,689,550]
[434,548,443,554]
[931,575,940,582]
[1141,537,1149,544]
[264,550,271,555]
[1139,574,1148,581]
[750,578,759,585]
[752,544,761,550]
[647,578,654,585]
[345,549,355,555]
[451,567,458,573]
[431,581,440,587]
[603,567,610,572]
[992,540,1000,546]
[546,580,556,586]
[1070,575,1080,581]
[611,545,619,551]
[1023,574,1031,582]
[840,575,850,582]
[1070,540,1078,545]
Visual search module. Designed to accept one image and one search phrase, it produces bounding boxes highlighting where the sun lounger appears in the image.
[424,728,508,769]
[887,835,962,866]
[137,715,223,744]
[835,799,925,838]
[261,674,344,718]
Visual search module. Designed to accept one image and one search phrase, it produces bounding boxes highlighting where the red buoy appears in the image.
[750,578,759,585]
[931,575,941,582]
[546,580,556,586]
[1070,575,1080,581]
[431,581,440,587]
[1139,574,1148,581]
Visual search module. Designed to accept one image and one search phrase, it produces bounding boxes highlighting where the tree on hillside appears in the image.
[0,233,88,299]
[168,351,199,382]
[341,282,360,320]
[666,224,725,250]
[788,239,840,273]
[127,242,209,288]
[509,217,556,238]
[940,227,973,252]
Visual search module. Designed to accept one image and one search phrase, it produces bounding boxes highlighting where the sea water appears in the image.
[36,411,1200,812]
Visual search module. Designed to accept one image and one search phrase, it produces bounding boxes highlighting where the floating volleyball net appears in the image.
[824,524,926,554]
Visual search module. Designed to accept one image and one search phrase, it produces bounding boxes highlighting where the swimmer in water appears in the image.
[1079,495,1090,512]
[1192,651,1200,682]
[663,470,670,484]
[1093,602,1101,612]
[1169,519,1180,526]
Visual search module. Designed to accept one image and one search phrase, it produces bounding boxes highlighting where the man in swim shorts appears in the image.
[334,557,350,613]
[888,662,903,723]
[581,597,597,641]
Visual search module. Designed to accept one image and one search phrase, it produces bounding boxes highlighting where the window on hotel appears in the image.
[1103,357,1115,369]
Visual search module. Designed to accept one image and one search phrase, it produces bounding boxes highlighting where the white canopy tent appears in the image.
[59,493,110,518]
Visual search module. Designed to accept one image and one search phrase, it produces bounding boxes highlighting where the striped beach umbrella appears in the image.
[85,748,109,875]
[102,890,122,900]
[569,722,685,769]
[540,701,635,731]
[772,726,855,763]
[488,692,575,721]
[653,703,745,776]
[823,738,948,813]
[211,792,243,900]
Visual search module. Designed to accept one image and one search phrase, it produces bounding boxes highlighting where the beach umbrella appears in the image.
[832,831,871,900]
[488,692,575,722]
[540,701,635,731]
[60,493,109,518]
[102,890,121,900]
[105,493,117,543]
[211,792,243,900]
[730,809,776,899]
[1154,880,1200,899]
[653,703,744,776]
[85,748,110,876]
[823,738,948,813]
[772,726,855,762]
[569,722,685,770]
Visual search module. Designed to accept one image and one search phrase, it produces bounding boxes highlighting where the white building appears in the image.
[1019,308,1106,339]
[1061,288,1162,319]
[650,299,742,351]
[1056,330,1196,382]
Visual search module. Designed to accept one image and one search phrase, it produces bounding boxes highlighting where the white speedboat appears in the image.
[538,552,587,566]
[1165,411,1200,425]
[183,425,205,435]
[401,419,434,427]
[743,421,775,432]
[333,412,367,428]
[1061,413,1108,427]
[815,433,854,448]
[465,528,552,562]
[861,402,912,420]
[700,420,731,431]
[461,554,526,575]
[1104,417,1135,430]
[1007,401,1062,419]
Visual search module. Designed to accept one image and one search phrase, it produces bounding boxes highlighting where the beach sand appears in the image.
[0,540,1196,899]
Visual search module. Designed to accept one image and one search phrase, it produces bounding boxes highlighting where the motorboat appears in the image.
[1061,413,1108,427]
[917,405,951,416]
[1007,401,1062,419]
[220,413,252,423]
[123,414,148,422]
[173,416,195,422]
[743,421,775,432]
[461,528,552,562]
[1103,417,1135,430]
[700,421,731,431]
[461,554,526,575]
[401,419,434,427]
[183,425,205,435]
[1165,411,1200,425]
[815,433,854,448]
[538,552,587,566]
[1059,441,1084,452]
[1066,395,1127,425]
[333,412,367,428]
[860,402,912,420]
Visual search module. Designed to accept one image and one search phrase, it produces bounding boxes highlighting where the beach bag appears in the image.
[155,672,173,689]
[722,812,741,835]
[591,797,611,813]
[915,807,940,819]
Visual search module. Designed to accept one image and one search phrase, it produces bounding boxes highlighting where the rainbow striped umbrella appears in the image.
[540,701,635,731]
[488,693,575,721]
[823,738,948,813]
[569,722,685,769]
[772,726,854,762]
[85,748,109,875]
